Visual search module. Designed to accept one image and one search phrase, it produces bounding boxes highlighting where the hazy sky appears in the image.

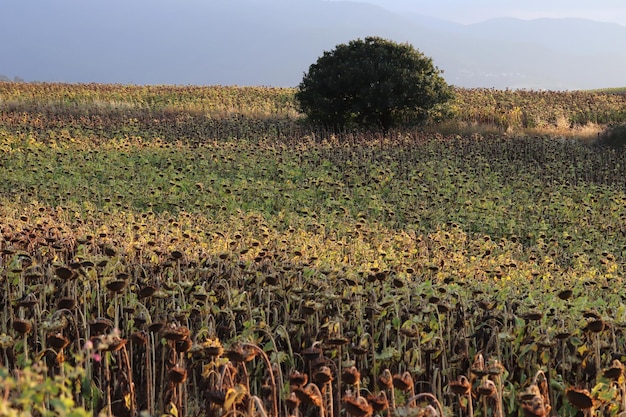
[334,0,626,26]
[1,0,625,88]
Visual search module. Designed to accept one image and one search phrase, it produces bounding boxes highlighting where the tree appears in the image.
[296,36,453,130]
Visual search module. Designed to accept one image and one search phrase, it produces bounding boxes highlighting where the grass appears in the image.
[588,86,626,95]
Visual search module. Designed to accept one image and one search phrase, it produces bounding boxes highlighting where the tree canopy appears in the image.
[296,36,453,130]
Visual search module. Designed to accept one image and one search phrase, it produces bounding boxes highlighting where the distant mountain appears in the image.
[1,0,624,89]
[463,18,626,57]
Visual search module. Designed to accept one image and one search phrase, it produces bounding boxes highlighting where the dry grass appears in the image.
[427,119,605,142]
[526,121,604,142]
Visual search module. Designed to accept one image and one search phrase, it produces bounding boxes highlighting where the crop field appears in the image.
[2,83,626,416]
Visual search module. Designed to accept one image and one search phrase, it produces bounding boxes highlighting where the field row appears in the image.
[2,83,626,133]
